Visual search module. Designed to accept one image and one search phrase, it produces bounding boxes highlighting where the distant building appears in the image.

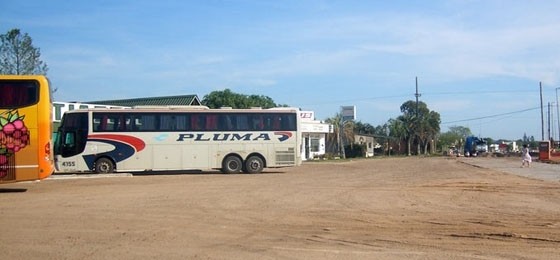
[300,111,332,160]
[489,141,518,153]
[85,94,202,107]
[354,134,375,157]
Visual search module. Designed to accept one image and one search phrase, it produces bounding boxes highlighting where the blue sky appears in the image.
[2,0,560,140]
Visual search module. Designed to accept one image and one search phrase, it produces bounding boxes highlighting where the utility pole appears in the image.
[548,102,551,141]
[415,77,421,155]
[552,102,556,142]
[540,82,544,140]
[415,77,420,118]
[556,87,560,147]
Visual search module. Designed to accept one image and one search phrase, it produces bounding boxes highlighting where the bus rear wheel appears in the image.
[222,156,242,174]
[94,158,115,173]
[243,156,264,174]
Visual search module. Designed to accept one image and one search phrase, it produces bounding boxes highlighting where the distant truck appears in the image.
[464,136,488,157]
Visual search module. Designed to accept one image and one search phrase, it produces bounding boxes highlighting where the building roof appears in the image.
[86,95,202,107]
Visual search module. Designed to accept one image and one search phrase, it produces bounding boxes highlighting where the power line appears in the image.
[299,94,410,106]
[299,89,538,107]
[442,107,540,124]
[424,90,537,96]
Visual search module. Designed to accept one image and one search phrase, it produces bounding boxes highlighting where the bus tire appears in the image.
[94,158,115,173]
[243,156,264,174]
[222,156,242,174]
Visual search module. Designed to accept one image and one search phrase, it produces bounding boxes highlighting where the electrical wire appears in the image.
[441,107,540,124]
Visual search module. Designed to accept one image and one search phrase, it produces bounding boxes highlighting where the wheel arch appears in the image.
[223,152,243,163]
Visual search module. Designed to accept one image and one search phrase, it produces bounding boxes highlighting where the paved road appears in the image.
[459,156,560,182]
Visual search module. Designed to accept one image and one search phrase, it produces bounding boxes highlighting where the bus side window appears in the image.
[284,115,295,130]
[120,116,126,131]
[219,115,233,131]
[258,115,270,130]
[93,119,101,132]
[63,132,75,148]
[158,114,187,131]
[160,114,175,130]
[206,114,217,130]
[190,115,196,130]
[236,114,249,131]
[132,116,143,131]
[250,116,264,130]
[272,115,281,130]
[176,115,188,130]
[101,115,108,131]
[109,117,117,131]
[139,115,156,131]
[116,115,127,131]
[93,114,108,131]
[191,114,206,131]
[124,115,132,131]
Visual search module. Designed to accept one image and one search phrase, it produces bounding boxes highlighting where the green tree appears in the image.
[448,126,472,138]
[202,89,284,108]
[396,100,440,155]
[354,121,375,134]
[397,101,417,155]
[439,125,472,151]
[521,133,538,148]
[324,113,354,158]
[388,118,407,155]
[419,110,440,154]
[0,28,48,75]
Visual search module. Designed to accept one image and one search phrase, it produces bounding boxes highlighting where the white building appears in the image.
[354,134,375,157]
[300,111,332,160]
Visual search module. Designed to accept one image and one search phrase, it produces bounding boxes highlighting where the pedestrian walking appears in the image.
[521,144,532,168]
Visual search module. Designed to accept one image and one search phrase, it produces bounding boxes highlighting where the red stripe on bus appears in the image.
[88,134,146,152]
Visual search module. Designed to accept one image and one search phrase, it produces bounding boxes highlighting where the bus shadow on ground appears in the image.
[132,170,285,176]
[132,170,213,176]
[0,188,28,193]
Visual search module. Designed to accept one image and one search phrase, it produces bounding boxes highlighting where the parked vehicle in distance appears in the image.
[464,136,488,157]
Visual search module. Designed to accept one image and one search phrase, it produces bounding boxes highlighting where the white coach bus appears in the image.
[54,106,302,174]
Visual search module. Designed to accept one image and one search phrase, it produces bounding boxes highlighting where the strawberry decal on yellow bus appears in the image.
[0,110,30,178]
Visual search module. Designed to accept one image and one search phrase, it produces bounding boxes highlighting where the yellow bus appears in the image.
[0,75,54,183]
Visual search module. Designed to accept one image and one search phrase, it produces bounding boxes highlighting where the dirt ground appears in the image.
[1,157,559,259]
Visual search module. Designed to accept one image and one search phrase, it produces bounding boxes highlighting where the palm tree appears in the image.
[325,113,354,158]
[397,100,441,155]
[388,118,407,155]
[417,110,441,154]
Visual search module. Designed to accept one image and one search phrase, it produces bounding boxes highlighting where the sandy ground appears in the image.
[1,156,559,260]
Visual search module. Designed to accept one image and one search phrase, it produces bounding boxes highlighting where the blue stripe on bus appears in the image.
[82,138,136,171]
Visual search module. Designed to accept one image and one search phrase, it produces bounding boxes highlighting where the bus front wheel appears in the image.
[94,158,115,173]
[243,156,264,174]
[222,156,242,174]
